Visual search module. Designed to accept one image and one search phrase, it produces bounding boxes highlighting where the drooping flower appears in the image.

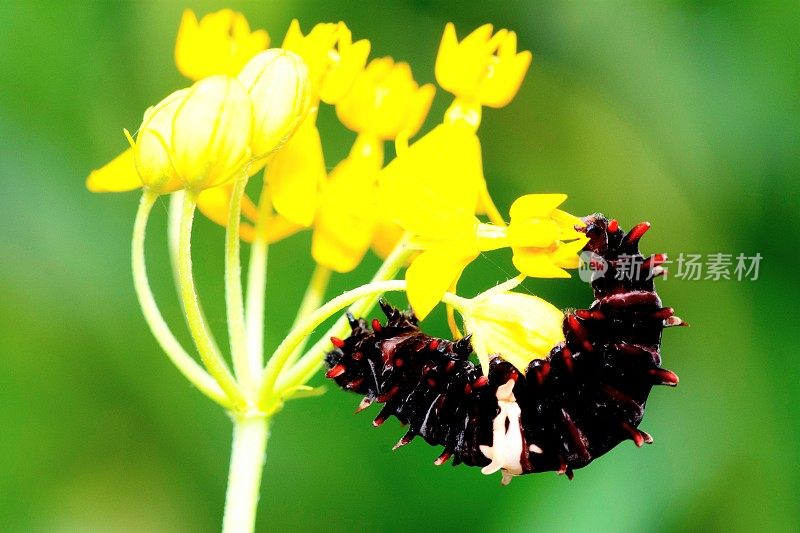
[175,9,269,81]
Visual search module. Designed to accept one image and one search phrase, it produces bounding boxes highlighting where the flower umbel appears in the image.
[85,13,617,533]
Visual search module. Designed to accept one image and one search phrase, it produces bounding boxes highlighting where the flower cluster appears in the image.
[87,9,590,384]
[86,9,600,529]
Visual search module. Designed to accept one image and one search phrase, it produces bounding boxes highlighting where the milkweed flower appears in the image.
[335,57,435,140]
[461,290,565,373]
[377,23,532,238]
[389,193,586,319]
[436,23,531,107]
[175,8,269,81]
[312,58,434,272]
[505,194,588,277]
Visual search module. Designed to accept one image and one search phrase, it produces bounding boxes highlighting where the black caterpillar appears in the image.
[324,215,682,483]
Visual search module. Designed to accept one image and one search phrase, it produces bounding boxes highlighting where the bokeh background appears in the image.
[1,0,798,531]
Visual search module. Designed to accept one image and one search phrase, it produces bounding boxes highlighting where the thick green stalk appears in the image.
[221,415,269,533]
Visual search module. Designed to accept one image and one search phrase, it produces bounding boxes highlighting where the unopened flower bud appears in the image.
[237,49,311,160]
[465,291,564,373]
[170,75,254,191]
[126,89,187,194]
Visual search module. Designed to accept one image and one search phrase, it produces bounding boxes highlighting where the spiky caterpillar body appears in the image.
[325,215,682,481]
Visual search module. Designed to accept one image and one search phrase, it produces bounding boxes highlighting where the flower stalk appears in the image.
[132,192,230,407]
[244,183,272,375]
[177,191,248,410]
[225,174,255,392]
[222,414,270,533]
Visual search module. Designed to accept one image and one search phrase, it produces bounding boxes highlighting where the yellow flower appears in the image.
[308,57,434,271]
[169,76,253,192]
[237,49,312,160]
[395,200,482,320]
[385,192,585,320]
[282,20,370,105]
[505,194,588,278]
[336,57,435,139]
[462,290,565,374]
[263,117,327,227]
[435,22,532,106]
[175,9,269,81]
[311,141,381,272]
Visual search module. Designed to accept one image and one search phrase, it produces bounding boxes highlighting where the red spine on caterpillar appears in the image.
[324,214,681,482]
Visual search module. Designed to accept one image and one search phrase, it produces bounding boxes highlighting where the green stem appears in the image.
[177,192,247,411]
[221,414,269,533]
[283,263,331,369]
[226,176,254,392]
[131,192,230,408]
[272,239,413,397]
[169,190,226,357]
[477,273,527,300]
[245,184,271,380]
[258,279,408,412]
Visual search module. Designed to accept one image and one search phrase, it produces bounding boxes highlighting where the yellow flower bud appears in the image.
[175,9,269,81]
[170,75,254,191]
[126,89,187,194]
[336,57,435,140]
[237,49,311,160]
[465,291,564,373]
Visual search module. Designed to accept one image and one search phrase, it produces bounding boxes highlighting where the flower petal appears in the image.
[406,248,476,320]
[509,193,567,220]
[86,148,142,193]
[265,118,326,226]
[511,247,571,278]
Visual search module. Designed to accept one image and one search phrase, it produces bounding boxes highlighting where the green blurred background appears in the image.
[1,0,798,531]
